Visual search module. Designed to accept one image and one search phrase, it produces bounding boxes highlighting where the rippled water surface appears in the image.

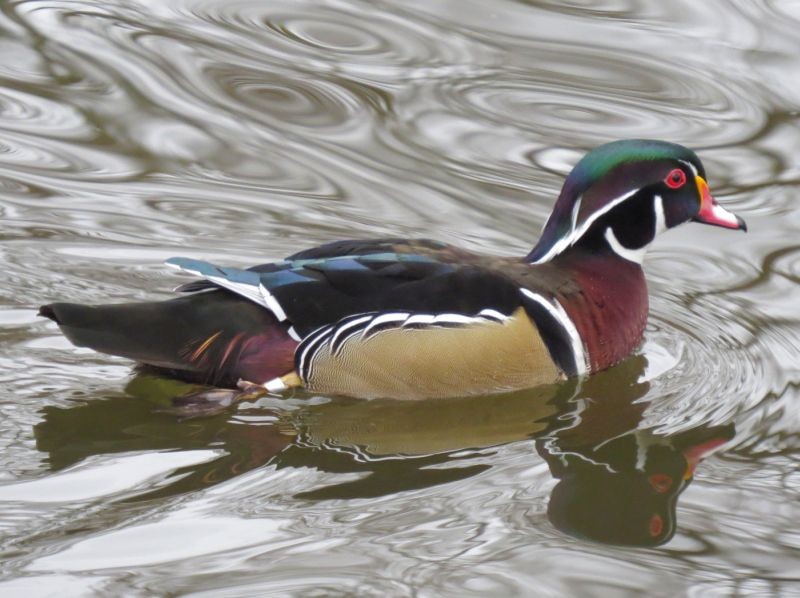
[1,0,799,595]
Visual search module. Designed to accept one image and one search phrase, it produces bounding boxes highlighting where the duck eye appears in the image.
[665,168,686,189]
[649,514,664,537]
[648,473,673,493]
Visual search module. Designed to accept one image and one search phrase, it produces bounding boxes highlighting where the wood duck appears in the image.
[39,139,746,400]
[540,421,734,546]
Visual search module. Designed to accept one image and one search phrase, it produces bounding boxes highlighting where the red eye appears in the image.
[665,168,686,189]
[649,514,664,537]
[648,473,673,493]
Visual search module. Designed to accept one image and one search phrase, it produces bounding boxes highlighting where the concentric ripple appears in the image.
[0,0,798,594]
[184,0,485,72]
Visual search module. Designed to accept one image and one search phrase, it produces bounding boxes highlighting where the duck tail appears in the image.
[39,292,298,387]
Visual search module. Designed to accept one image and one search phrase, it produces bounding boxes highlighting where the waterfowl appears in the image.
[39,139,746,400]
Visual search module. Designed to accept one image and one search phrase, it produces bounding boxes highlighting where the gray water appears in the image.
[1,0,799,595]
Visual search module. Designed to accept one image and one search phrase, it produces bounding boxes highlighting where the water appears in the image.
[1,0,799,594]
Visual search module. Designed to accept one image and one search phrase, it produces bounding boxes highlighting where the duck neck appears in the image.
[545,248,649,373]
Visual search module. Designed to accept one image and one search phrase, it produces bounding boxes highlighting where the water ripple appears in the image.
[0,0,798,594]
[185,0,488,73]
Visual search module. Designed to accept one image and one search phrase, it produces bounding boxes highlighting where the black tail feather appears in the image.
[38,304,60,324]
[38,292,287,385]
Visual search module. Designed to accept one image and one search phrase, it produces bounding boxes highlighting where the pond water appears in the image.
[1,0,799,595]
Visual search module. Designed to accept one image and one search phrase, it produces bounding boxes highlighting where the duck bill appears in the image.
[692,176,747,231]
[682,437,730,480]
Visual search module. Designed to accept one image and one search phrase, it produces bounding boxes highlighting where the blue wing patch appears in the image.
[166,252,462,332]
[166,257,288,321]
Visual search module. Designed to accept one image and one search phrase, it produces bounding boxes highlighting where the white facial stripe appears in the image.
[519,288,588,375]
[533,235,570,264]
[654,194,667,235]
[533,201,581,263]
[574,187,640,241]
[604,227,646,264]
[570,196,582,233]
[532,187,640,263]
[679,159,698,177]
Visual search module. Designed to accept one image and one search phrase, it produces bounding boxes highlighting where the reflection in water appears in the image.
[542,426,732,546]
[2,0,798,590]
[34,356,733,546]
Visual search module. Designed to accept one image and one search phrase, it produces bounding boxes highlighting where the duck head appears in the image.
[528,139,747,264]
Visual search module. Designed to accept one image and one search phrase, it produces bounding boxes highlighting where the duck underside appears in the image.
[299,307,563,399]
[39,291,297,387]
[39,291,566,399]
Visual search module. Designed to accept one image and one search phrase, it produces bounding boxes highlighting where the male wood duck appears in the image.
[39,139,746,400]
[540,421,735,546]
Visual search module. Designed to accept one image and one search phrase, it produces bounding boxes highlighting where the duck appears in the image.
[39,139,746,400]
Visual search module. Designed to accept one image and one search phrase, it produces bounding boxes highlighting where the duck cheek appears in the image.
[662,195,697,229]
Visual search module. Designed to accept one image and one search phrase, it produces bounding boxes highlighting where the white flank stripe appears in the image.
[654,195,667,236]
[604,227,646,264]
[432,314,475,325]
[298,326,333,380]
[287,326,302,342]
[362,313,409,337]
[478,308,509,321]
[334,329,367,353]
[532,187,639,264]
[520,288,588,375]
[403,314,436,327]
[330,315,372,349]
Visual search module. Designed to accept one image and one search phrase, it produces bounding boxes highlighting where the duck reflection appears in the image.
[535,358,734,546]
[33,355,733,546]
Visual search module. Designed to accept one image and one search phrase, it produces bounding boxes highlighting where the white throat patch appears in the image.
[603,195,669,264]
[654,194,667,235]
[604,227,646,264]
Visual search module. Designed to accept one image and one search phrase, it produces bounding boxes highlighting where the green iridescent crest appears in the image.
[528,140,703,262]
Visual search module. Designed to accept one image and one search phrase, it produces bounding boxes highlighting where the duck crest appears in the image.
[527,140,702,264]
